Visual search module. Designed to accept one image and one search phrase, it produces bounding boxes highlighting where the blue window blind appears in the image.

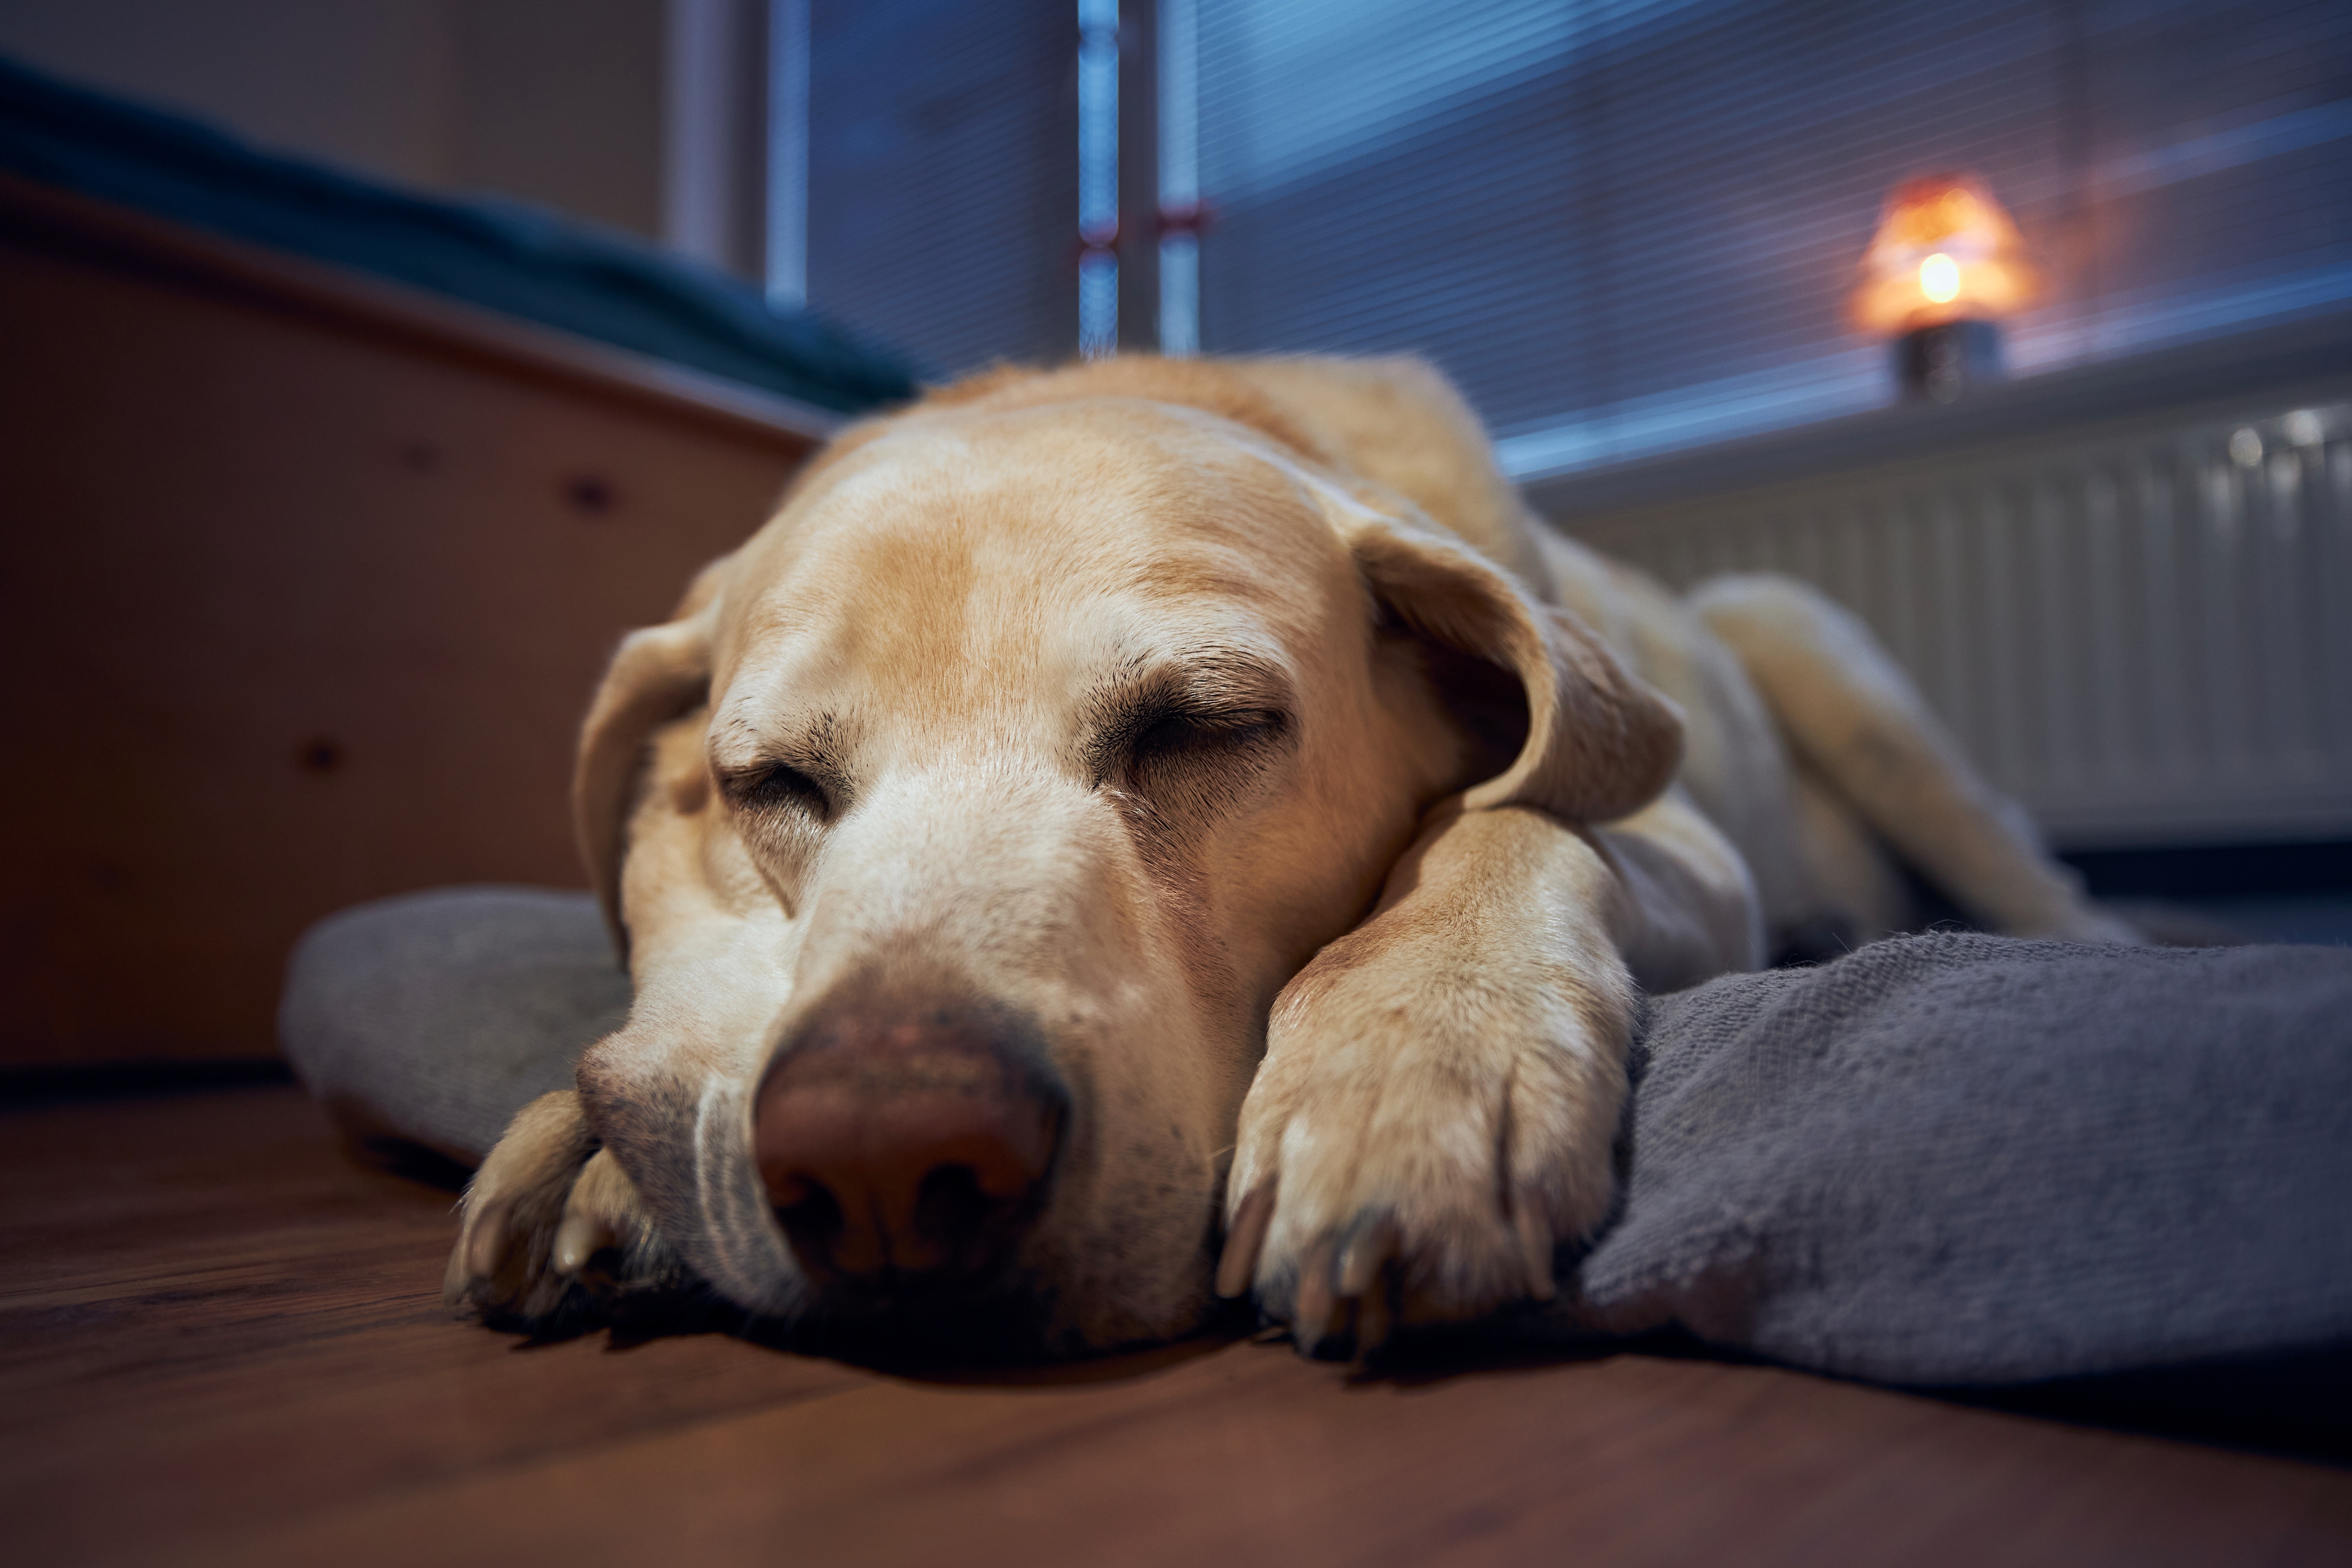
[805,0,1077,374]
[1188,0,2352,480]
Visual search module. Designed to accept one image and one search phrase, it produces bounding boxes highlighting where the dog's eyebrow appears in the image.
[707,706,849,787]
[1092,649,1294,719]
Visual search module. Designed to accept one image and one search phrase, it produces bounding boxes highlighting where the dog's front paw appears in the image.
[444,1091,678,1330]
[1215,969,1628,1359]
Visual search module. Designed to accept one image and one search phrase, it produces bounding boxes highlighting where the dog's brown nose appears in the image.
[754,1006,1063,1282]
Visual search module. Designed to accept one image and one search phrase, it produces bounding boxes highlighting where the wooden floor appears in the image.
[5,1085,2349,1568]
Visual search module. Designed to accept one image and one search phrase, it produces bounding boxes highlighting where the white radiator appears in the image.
[1565,398,2352,849]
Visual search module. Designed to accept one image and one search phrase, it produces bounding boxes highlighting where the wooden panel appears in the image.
[0,193,826,1064]
[3,1084,2349,1566]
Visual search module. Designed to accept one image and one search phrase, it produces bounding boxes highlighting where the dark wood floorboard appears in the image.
[3,1085,2347,1567]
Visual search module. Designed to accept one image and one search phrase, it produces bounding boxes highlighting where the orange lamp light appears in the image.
[1852,174,2035,335]
[1854,174,2034,402]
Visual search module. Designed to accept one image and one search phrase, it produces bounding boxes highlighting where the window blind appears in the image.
[1187,0,2352,479]
[804,0,1077,374]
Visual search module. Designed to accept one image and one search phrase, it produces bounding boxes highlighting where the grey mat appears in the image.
[280,887,630,1167]
[282,887,2352,1390]
[1582,936,2352,1386]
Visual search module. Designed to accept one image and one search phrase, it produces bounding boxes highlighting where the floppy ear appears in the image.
[574,556,731,958]
[1345,501,1682,823]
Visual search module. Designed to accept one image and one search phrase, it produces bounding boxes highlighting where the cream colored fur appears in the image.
[446,353,2128,1354]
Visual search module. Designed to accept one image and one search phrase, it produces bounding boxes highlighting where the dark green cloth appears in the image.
[0,54,926,413]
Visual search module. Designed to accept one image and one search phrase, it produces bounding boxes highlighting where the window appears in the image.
[1174,0,2352,478]
[778,0,2352,466]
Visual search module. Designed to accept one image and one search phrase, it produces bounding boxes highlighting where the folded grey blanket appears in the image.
[282,888,2352,1392]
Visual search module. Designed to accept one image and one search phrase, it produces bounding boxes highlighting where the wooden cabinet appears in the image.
[0,176,833,1063]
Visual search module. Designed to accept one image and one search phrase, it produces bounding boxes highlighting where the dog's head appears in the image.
[570,360,1677,1354]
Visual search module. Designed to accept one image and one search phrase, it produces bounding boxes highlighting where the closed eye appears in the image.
[1126,706,1288,773]
[1082,651,1298,794]
[727,761,835,822]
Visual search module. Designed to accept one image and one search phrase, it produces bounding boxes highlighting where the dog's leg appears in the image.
[1590,785,1767,992]
[1693,574,2136,943]
[445,1090,679,1328]
[1782,755,1913,952]
[1218,794,1751,1356]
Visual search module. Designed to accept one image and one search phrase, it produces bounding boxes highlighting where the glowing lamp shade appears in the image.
[1851,175,2034,336]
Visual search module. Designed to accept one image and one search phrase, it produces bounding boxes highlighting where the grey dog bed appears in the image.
[281,887,2352,1426]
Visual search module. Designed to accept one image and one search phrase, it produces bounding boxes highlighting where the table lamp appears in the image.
[1852,174,2034,403]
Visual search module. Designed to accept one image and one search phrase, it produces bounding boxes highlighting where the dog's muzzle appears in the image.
[754,998,1067,1291]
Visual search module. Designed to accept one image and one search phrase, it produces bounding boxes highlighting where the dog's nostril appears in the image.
[771,1181,848,1268]
[913,1164,997,1242]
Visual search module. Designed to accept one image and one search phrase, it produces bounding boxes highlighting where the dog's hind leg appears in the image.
[1779,753,1914,955]
[1691,573,2135,944]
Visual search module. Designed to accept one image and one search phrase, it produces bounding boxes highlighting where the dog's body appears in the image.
[447,354,2129,1356]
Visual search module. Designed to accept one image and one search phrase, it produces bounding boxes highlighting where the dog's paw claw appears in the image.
[549,1148,642,1279]
[1514,1188,1558,1303]
[551,1209,615,1277]
[444,1205,501,1306]
[1213,1182,1275,1299]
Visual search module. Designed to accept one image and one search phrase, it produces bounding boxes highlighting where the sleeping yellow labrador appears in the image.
[445,354,2130,1357]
